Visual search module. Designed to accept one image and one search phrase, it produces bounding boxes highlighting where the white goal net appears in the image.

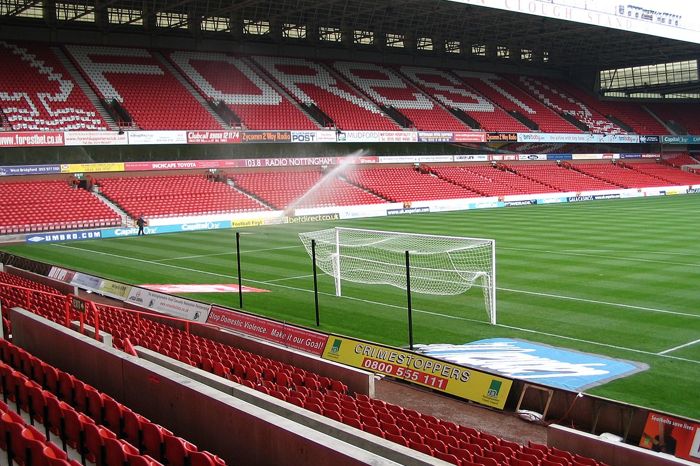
[299,227,496,324]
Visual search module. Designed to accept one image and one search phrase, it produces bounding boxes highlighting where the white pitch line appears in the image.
[559,249,696,257]
[265,274,315,283]
[501,246,700,268]
[153,245,298,262]
[49,243,700,364]
[53,243,700,319]
[498,287,700,319]
[658,338,700,355]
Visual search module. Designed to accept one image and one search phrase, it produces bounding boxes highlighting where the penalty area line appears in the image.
[658,338,700,355]
[153,245,298,262]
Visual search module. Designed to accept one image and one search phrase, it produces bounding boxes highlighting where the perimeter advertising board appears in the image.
[64,131,128,146]
[186,131,241,144]
[0,165,61,176]
[127,131,187,145]
[0,131,64,148]
[337,131,418,143]
[207,306,328,355]
[60,162,125,174]
[322,335,512,409]
[290,131,337,143]
[125,287,211,323]
[453,132,487,143]
[639,412,700,463]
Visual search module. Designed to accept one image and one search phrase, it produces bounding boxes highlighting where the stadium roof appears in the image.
[1,0,699,73]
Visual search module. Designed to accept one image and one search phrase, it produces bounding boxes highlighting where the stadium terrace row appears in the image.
[0,335,224,465]
[1,40,699,133]
[0,271,612,466]
[0,160,699,234]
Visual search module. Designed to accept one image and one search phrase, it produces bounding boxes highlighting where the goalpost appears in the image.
[299,227,496,324]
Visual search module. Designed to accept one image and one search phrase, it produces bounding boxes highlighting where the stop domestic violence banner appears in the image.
[207,306,328,356]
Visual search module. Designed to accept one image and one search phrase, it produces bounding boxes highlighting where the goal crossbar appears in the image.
[299,227,496,324]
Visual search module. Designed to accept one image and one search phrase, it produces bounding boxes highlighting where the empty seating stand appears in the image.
[647,102,700,134]
[252,55,400,131]
[0,180,120,235]
[665,153,699,167]
[66,45,222,130]
[571,162,669,188]
[555,82,668,135]
[454,71,581,133]
[167,51,318,130]
[625,161,700,185]
[509,163,619,192]
[0,41,108,131]
[97,174,268,218]
[346,167,480,201]
[229,170,385,210]
[515,76,623,134]
[0,337,225,466]
[398,66,529,132]
[333,61,468,131]
[0,272,608,466]
[430,165,555,197]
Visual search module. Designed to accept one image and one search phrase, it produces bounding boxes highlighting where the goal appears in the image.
[299,227,496,324]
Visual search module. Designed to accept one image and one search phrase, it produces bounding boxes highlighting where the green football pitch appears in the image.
[2,195,699,420]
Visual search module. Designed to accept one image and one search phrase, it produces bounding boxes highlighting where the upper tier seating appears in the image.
[65,45,222,130]
[332,61,468,131]
[345,167,479,201]
[97,175,267,218]
[454,71,581,133]
[553,82,668,134]
[228,170,385,209]
[572,162,669,188]
[167,51,318,130]
[398,66,529,132]
[252,56,399,130]
[0,181,120,235]
[647,103,700,134]
[509,163,620,192]
[626,161,700,185]
[431,165,555,197]
[515,76,624,134]
[0,41,107,131]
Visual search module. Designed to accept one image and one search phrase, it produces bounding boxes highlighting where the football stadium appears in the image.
[0,0,699,464]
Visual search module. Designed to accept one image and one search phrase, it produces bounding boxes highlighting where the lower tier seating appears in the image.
[509,164,620,192]
[626,161,700,186]
[571,163,672,188]
[345,167,480,202]
[97,175,268,218]
[0,336,225,466]
[0,271,611,466]
[430,165,555,197]
[0,181,120,235]
[228,170,386,210]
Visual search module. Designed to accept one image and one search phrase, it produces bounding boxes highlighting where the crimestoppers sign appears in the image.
[322,335,512,410]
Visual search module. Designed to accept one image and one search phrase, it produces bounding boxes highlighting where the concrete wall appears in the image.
[9,307,447,466]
